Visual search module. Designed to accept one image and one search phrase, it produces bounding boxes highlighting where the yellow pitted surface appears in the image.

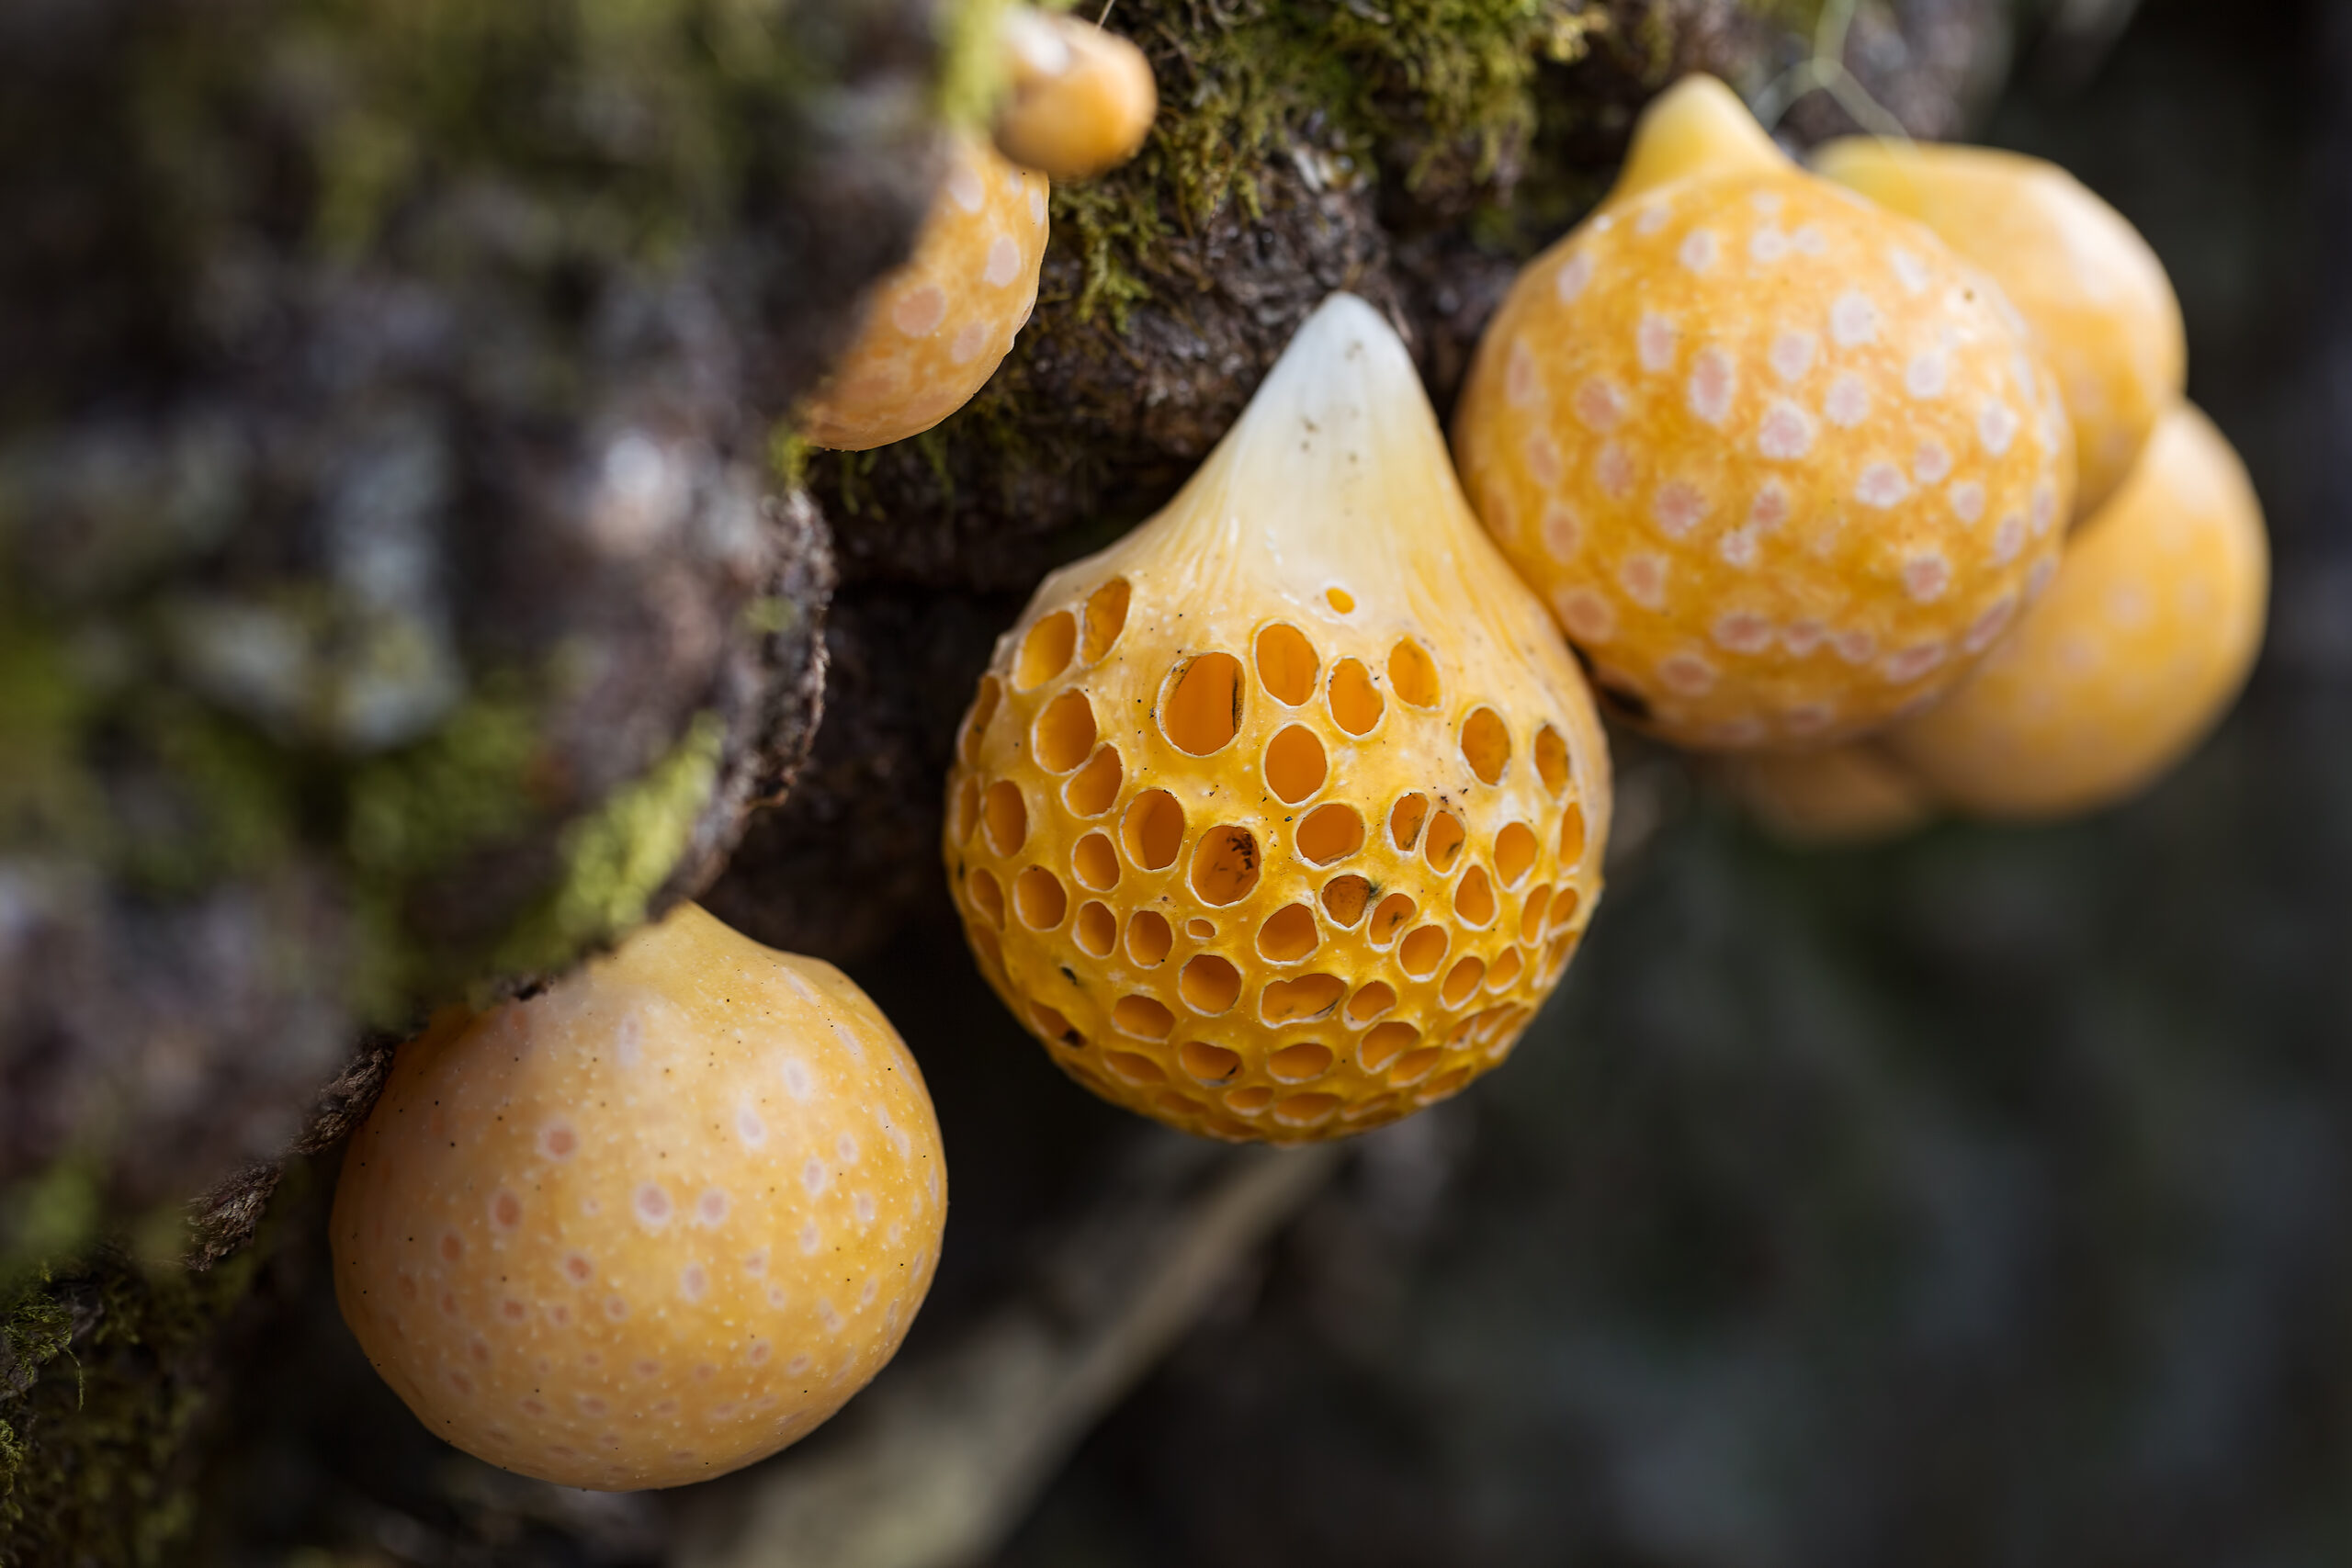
[1885,403,2268,818]
[1815,139,2186,519]
[944,295,1611,1143]
[333,903,944,1492]
[1454,76,2075,750]
[799,134,1048,451]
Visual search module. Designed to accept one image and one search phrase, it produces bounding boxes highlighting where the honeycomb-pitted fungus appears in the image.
[798,134,1048,451]
[333,903,945,1491]
[944,294,1611,1144]
[1814,138,2185,520]
[1883,403,2267,818]
[994,6,1158,181]
[1453,74,2075,750]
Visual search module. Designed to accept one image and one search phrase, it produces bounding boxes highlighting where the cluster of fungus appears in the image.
[334,904,945,1491]
[1814,138,2186,519]
[944,296,1610,1143]
[798,6,1159,452]
[1453,76,2075,750]
[1882,402,2267,818]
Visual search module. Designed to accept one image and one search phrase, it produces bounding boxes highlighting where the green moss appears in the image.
[491,708,726,980]
[0,615,102,856]
[0,1196,275,1567]
[344,686,541,889]
[936,0,1021,131]
[1055,0,1606,324]
[0,1167,102,1287]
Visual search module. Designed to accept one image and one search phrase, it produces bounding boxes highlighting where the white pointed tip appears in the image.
[1286,291,1412,376]
[1244,292,1425,439]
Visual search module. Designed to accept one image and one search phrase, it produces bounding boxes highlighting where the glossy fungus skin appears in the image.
[798,134,1047,450]
[994,8,1157,180]
[1454,75,2075,750]
[1719,742,1935,845]
[944,295,1611,1144]
[333,903,945,1492]
[1883,403,2268,818]
[1815,139,2185,520]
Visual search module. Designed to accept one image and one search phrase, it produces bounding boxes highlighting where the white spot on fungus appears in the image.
[1574,378,1625,432]
[1979,400,2020,456]
[1688,348,1735,425]
[1902,553,1951,602]
[1758,400,1815,460]
[781,1057,815,1100]
[802,1158,829,1197]
[1993,514,2028,564]
[1884,643,1948,682]
[1594,443,1636,502]
[1713,612,1775,654]
[1679,229,1720,273]
[634,1183,672,1227]
[1555,588,1617,642]
[983,234,1022,288]
[1541,503,1581,562]
[1555,252,1596,303]
[1905,353,1949,400]
[1770,331,1817,383]
[1637,313,1679,373]
[1857,463,1911,509]
[1951,481,1987,524]
[1653,481,1708,539]
[1830,291,1880,348]
[1826,373,1871,428]
[1505,340,1540,408]
[1914,441,1954,485]
[1620,555,1668,611]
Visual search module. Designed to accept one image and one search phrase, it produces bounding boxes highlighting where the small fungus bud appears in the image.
[333,903,945,1491]
[1453,74,2075,750]
[1718,743,1936,845]
[1815,138,2186,519]
[1883,404,2267,819]
[798,133,1048,451]
[993,7,1158,181]
[945,294,1611,1143]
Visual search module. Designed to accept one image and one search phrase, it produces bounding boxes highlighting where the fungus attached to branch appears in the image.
[332,903,946,1492]
[944,294,1611,1145]
[1453,75,2076,751]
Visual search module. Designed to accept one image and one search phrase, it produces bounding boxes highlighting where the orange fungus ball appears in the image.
[1883,403,2267,819]
[332,903,946,1492]
[798,134,1048,451]
[1453,75,2075,750]
[994,7,1158,181]
[1815,139,2186,519]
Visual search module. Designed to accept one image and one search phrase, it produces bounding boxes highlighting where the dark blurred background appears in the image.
[28,0,2352,1562]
